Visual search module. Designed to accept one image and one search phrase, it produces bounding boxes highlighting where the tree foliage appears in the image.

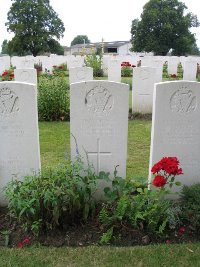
[6,0,65,56]
[71,35,90,46]
[1,40,9,54]
[131,0,199,56]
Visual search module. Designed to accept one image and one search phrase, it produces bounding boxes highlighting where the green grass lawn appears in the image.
[0,243,200,267]
[39,120,151,180]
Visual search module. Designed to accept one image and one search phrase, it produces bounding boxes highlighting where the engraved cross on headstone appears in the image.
[87,138,112,173]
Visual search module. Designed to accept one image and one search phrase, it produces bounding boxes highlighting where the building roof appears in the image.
[70,41,130,49]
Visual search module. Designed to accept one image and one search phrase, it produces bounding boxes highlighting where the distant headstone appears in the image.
[20,58,34,69]
[183,60,197,81]
[0,82,41,205]
[70,81,129,181]
[151,58,164,83]
[14,69,37,85]
[67,56,84,69]
[0,56,10,74]
[69,67,93,84]
[168,56,179,75]
[102,56,110,76]
[132,67,157,113]
[149,81,200,193]
[108,59,121,82]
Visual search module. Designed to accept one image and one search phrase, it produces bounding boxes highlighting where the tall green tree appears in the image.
[131,0,199,56]
[1,39,9,54]
[6,0,65,56]
[71,35,90,46]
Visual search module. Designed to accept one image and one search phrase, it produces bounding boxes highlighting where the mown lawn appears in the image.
[39,120,151,180]
[0,243,200,267]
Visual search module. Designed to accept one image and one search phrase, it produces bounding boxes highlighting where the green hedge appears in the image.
[38,76,70,121]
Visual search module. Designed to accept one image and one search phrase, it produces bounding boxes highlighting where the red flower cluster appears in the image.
[121,61,132,67]
[1,70,15,81]
[2,71,9,76]
[170,74,177,78]
[178,227,186,235]
[58,65,64,69]
[17,238,31,249]
[151,157,183,176]
[152,175,167,187]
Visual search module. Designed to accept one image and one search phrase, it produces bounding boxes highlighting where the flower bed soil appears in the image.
[0,207,200,248]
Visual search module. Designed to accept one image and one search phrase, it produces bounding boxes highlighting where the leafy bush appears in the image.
[99,176,173,244]
[121,61,134,77]
[0,66,15,81]
[99,157,183,244]
[38,76,70,121]
[5,158,99,235]
[180,183,200,230]
[162,63,169,79]
[84,49,103,77]
[52,63,67,77]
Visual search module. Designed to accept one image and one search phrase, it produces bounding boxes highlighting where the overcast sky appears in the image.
[0,0,200,48]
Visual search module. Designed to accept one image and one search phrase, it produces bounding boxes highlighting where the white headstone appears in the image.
[132,67,157,113]
[108,59,121,82]
[168,56,179,75]
[69,67,93,84]
[14,69,37,85]
[151,58,164,83]
[0,56,10,74]
[20,58,34,69]
[67,56,84,69]
[183,60,197,81]
[149,81,200,193]
[0,82,41,205]
[140,56,153,67]
[102,55,110,76]
[70,81,129,181]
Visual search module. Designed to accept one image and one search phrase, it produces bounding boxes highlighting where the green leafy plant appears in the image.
[5,158,99,235]
[121,61,134,77]
[99,227,113,245]
[0,230,11,247]
[84,48,103,77]
[180,183,200,230]
[52,63,67,77]
[98,157,183,244]
[0,66,15,81]
[38,76,70,121]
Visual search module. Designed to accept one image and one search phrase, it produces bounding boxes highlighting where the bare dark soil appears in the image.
[1,208,200,248]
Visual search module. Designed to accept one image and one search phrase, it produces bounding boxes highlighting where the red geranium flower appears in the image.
[9,73,14,77]
[151,157,183,176]
[2,71,9,76]
[178,227,186,235]
[152,175,167,187]
[23,238,30,244]
[17,242,23,249]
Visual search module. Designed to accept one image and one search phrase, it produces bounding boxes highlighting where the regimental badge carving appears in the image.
[21,71,30,82]
[139,69,150,80]
[170,87,197,113]
[85,85,114,116]
[76,70,85,80]
[0,87,19,115]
